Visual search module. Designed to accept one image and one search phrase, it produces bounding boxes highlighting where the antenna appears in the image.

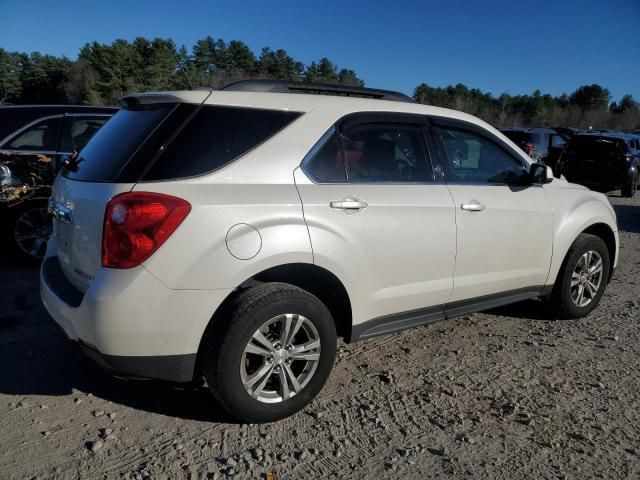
[173,50,193,90]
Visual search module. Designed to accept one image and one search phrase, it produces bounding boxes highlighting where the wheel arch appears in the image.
[193,262,353,381]
[580,222,616,280]
[548,213,618,288]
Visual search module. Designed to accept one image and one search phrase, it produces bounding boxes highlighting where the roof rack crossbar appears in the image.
[220,79,415,103]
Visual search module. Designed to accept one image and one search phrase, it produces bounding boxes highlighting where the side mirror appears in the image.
[529,163,553,184]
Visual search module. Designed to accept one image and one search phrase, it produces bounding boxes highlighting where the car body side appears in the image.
[41,91,619,382]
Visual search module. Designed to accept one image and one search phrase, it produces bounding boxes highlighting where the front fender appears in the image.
[546,188,618,286]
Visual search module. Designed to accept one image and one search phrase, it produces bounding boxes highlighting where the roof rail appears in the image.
[220,79,416,103]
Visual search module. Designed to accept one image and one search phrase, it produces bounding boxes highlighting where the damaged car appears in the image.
[0,106,116,261]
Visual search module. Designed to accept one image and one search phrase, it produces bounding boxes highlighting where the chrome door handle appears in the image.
[330,199,368,210]
[461,200,486,212]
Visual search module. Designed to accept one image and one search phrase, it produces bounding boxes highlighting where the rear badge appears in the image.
[74,269,95,281]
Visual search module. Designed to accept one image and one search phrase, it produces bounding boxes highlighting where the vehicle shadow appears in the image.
[483,298,557,321]
[612,204,640,234]
[0,265,239,424]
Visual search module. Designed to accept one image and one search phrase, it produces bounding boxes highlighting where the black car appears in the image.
[558,132,640,197]
[500,127,570,169]
[0,105,117,261]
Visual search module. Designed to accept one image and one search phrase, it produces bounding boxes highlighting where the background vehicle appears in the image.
[0,105,116,261]
[500,127,570,168]
[41,81,618,422]
[559,132,640,197]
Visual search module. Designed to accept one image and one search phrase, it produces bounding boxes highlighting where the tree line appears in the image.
[1,36,638,130]
[414,83,639,130]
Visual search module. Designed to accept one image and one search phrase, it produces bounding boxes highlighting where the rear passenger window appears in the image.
[60,116,109,152]
[144,106,301,180]
[340,124,433,183]
[5,117,62,151]
[437,126,527,184]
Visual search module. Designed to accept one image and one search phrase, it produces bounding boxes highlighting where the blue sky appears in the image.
[1,0,639,101]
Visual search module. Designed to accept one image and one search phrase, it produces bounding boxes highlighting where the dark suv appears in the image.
[558,132,640,197]
[500,127,570,169]
[0,105,117,261]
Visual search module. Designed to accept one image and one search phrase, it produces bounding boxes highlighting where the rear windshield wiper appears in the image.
[61,151,83,172]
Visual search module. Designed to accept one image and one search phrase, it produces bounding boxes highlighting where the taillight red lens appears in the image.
[102,192,191,269]
[524,143,536,154]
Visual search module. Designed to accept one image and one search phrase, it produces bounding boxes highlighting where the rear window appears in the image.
[570,136,626,155]
[143,106,301,180]
[65,104,301,182]
[64,104,174,182]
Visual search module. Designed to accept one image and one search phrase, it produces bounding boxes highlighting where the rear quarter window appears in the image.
[142,106,301,180]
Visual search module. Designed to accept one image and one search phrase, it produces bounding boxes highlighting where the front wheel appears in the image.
[201,283,337,422]
[549,233,610,319]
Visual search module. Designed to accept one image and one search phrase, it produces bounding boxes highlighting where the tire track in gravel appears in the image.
[1,193,639,479]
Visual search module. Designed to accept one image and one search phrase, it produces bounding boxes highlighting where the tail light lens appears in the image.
[524,143,536,154]
[102,192,191,269]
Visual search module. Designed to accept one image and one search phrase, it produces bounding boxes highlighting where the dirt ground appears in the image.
[0,192,638,480]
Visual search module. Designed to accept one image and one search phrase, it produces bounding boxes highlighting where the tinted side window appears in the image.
[437,126,527,184]
[304,131,347,182]
[5,117,62,151]
[143,106,301,180]
[340,123,433,183]
[551,134,567,148]
[60,116,110,152]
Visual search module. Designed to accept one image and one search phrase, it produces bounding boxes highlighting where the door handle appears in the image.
[330,198,368,210]
[461,200,486,212]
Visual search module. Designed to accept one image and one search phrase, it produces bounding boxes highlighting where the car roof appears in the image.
[0,104,117,112]
[500,127,557,134]
[121,87,533,166]
[123,89,492,125]
[578,131,636,140]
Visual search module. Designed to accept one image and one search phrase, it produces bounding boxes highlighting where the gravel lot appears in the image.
[0,192,638,480]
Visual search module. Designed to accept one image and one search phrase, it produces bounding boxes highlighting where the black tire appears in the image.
[2,200,51,264]
[621,177,635,198]
[200,282,337,423]
[549,233,610,319]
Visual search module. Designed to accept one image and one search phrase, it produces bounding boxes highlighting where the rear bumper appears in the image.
[40,245,232,382]
[77,340,197,382]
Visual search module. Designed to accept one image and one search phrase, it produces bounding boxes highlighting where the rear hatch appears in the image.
[51,90,303,292]
[568,135,626,166]
[51,94,209,292]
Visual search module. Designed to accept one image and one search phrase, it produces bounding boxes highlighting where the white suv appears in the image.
[41,81,618,422]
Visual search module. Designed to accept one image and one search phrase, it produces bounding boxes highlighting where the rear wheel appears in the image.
[200,283,337,422]
[549,234,610,319]
[3,201,51,263]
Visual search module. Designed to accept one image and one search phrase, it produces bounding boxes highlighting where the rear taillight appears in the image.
[524,143,536,154]
[102,192,191,269]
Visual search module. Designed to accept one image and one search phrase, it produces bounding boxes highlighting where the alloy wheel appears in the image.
[240,313,321,403]
[14,207,51,259]
[570,250,603,307]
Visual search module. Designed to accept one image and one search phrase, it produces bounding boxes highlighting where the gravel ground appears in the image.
[0,192,638,480]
